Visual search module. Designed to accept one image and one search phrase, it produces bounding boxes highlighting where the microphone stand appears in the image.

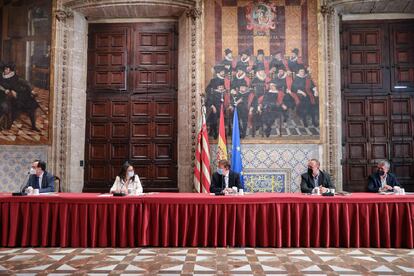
[12,172,30,196]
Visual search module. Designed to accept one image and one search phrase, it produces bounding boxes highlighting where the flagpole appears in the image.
[200,97,205,192]
[193,94,211,193]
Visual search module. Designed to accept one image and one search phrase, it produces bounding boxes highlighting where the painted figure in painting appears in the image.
[254,5,271,26]
[291,65,318,127]
[230,75,256,139]
[235,50,254,74]
[0,63,40,131]
[246,2,276,32]
[205,65,228,139]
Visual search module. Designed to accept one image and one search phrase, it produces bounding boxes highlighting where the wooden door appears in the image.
[341,21,414,192]
[84,23,178,192]
[390,23,414,92]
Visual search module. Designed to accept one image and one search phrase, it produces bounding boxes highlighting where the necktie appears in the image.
[314,175,319,188]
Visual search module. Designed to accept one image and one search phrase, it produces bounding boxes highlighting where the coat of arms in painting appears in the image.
[245,1,276,35]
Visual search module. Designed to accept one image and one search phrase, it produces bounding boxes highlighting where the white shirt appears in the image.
[110,175,143,194]
[380,175,387,188]
[224,174,229,188]
[38,172,44,189]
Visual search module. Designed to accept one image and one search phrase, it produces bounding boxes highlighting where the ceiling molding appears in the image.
[342,13,414,20]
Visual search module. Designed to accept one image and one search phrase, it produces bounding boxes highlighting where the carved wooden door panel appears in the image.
[132,23,176,93]
[342,97,370,191]
[87,25,129,92]
[389,96,414,189]
[84,23,177,192]
[341,23,389,93]
[390,22,414,92]
[342,21,414,192]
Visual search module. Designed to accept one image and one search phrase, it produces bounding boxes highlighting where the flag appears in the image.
[231,107,244,189]
[193,106,211,193]
[217,103,228,162]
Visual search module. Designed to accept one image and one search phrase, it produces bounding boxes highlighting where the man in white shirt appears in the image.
[300,159,334,194]
[367,160,400,192]
[210,159,242,194]
[23,159,55,193]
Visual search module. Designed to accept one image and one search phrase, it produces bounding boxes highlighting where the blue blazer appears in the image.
[367,172,400,192]
[24,171,55,193]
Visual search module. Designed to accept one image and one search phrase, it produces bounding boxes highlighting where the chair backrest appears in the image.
[54,175,61,192]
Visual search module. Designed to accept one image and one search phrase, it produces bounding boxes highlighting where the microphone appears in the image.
[12,171,30,196]
[114,181,126,196]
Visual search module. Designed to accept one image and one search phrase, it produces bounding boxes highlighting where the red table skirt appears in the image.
[0,193,413,248]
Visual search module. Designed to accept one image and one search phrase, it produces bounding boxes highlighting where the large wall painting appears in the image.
[0,0,53,144]
[204,0,319,141]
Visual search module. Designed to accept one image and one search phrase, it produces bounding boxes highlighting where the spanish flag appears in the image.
[216,103,228,161]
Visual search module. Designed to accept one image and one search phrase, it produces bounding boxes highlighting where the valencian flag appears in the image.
[193,106,211,193]
[231,107,244,189]
[217,103,228,161]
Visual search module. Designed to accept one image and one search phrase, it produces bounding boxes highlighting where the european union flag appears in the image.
[231,107,244,189]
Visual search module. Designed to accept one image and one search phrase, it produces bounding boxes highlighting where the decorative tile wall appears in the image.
[0,146,48,192]
[211,144,319,193]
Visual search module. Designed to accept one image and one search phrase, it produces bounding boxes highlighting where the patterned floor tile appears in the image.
[0,247,413,275]
[319,256,336,262]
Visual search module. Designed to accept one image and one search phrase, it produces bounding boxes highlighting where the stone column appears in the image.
[177,2,203,192]
[320,3,343,190]
[52,6,88,192]
[50,6,72,191]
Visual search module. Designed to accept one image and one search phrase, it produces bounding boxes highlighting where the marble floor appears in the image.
[0,247,413,275]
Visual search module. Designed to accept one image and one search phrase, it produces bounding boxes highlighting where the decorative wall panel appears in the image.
[0,146,48,192]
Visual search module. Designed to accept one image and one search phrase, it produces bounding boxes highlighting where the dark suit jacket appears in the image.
[367,172,400,192]
[210,171,242,193]
[300,170,334,193]
[24,171,55,193]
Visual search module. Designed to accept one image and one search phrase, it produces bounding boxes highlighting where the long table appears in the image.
[0,192,413,248]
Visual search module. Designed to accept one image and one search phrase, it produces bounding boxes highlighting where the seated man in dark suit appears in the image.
[368,160,400,192]
[300,159,334,193]
[23,160,54,193]
[210,159,242,194]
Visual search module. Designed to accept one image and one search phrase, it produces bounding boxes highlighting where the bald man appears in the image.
[300,159,335,193]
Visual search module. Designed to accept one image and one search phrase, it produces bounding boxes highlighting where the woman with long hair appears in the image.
[110,161,143,194]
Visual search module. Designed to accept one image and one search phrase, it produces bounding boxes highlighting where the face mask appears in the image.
[217,168,224,175]
[378,170,385,176]
[29,168,36,175]
[127,171,134,178]
[307,168,313,175]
